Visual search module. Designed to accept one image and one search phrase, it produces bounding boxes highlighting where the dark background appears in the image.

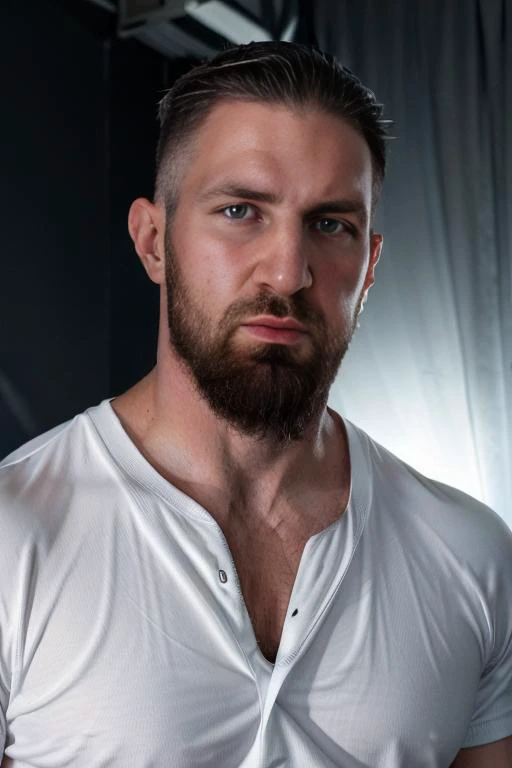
[1,0,194,456]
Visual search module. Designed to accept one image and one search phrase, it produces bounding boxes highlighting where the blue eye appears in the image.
[223,204,253,219]
[314,218,345,235]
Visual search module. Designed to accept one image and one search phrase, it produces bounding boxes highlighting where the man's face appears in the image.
[164,101,381,442]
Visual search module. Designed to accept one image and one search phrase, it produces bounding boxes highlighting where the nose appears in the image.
[251,222,313,296]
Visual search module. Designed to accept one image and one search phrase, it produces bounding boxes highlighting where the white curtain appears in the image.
[319,0,512,526]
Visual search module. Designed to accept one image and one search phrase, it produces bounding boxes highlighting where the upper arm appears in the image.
[456,511,512,752]
[450,736,512,767]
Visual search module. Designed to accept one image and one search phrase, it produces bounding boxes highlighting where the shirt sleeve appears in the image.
[462,515,512,747]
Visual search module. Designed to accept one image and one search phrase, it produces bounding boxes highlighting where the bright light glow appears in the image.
[328,306,487,509]
[280,16,297,42]
[185,0,272,44]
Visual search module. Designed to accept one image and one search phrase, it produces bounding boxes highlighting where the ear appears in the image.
[362,233,383,293]
[128,198,166,285]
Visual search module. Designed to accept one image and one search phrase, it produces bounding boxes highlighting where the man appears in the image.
[0,41,511,767]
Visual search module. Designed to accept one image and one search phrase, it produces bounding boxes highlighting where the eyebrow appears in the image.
[198,184,368,225]
[307,200,368,226]
[198,184,281,205]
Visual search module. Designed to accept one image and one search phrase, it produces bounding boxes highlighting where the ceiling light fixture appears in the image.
[184,0,272,44]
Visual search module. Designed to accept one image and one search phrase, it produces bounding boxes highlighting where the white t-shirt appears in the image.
[0,399,511,767]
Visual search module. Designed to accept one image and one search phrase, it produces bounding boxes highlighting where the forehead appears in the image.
[178,100,374,210]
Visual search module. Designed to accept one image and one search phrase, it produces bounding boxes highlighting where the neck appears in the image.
[112,348,349,529]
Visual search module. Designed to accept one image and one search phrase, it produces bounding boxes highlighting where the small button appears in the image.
[291,609,298,616]
[219,570,228,583]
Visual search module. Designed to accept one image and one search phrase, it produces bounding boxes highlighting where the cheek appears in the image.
[330,295,362,333]
[201,251,241,303]
[315,257,368,317]
[174,235,245,316]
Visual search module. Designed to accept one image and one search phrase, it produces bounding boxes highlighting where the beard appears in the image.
[165,227,361,443]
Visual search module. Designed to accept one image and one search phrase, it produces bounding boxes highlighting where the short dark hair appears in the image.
[155,41,390,215]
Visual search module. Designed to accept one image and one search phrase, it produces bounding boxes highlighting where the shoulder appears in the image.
[0,418,72,470]
[348,421,512,687]
[0,416,74,533]
[0,401,120,633]
[346,419,512,574]
[0,399,113,472]
[0,402,112,544]
[0,402,115,691]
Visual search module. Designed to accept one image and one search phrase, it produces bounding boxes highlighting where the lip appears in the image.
[241,315,308,332]
[240,316,308,345]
